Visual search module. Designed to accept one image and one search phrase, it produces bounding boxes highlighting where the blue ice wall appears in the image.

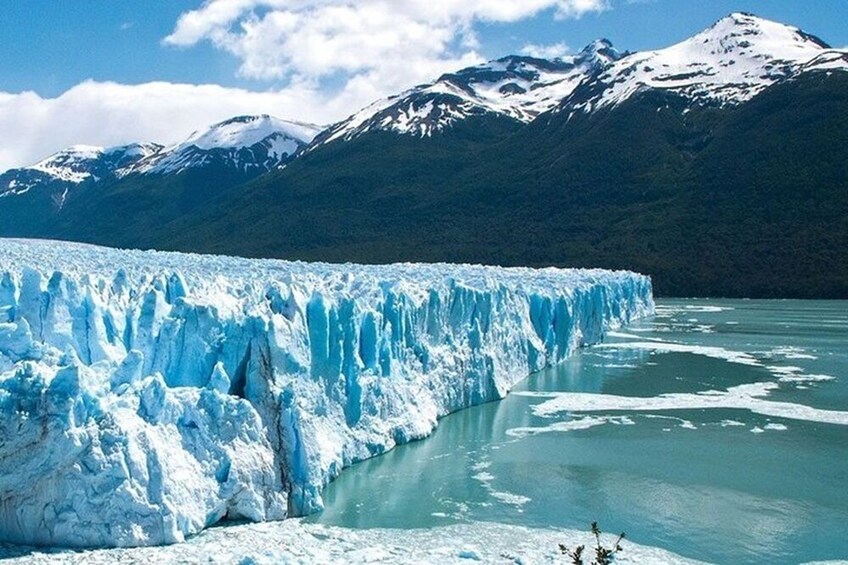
[0,240,653,548]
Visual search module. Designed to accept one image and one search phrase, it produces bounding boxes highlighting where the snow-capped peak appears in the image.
[0,114,322,201]
[559,12,846,113]
[109,142,162,160]
[0,142,164,206]
[30,145,105,183]
[181,114,321,152]
[131,114,322,176]
[318,12,846,144]
[688,12,830,63]
[317,40,624,144]
[576,38,621,65]
[1,12,844,193]
[25,143,166,184]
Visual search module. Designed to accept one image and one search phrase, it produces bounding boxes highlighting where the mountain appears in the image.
[0,13,845,298]
[153,68,847,298]
[314,38,623,144]
[152,13,847,298]
[551,11,846,114]
[131,114,321,176]
[316,12,846,144]
[0,143,161,208]
[0,114,321,243]
[0,115,320,214]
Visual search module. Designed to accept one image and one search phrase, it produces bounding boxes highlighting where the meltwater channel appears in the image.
[308,299,848,564]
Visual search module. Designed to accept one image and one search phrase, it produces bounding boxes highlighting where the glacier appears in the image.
[0,239,653,548]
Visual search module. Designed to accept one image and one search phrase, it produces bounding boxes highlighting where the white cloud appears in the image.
[0,80,352,172]
[164,1,608,82]
[157,0,608,152]
[0,0,610,172]
[520,42,571,59]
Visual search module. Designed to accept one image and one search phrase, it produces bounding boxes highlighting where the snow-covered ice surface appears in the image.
[0,239,653,548]
[0,519,704,564]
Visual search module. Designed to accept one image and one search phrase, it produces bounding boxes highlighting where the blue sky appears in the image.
[0,0,845,171]
[2,0,845,97]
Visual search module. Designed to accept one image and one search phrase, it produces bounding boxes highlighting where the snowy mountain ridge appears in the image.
[6,143,163,187]
[30,145,111,184]
[129,115,321,176]
[318,12,847,143]
[555,11,848,114]
[1,13,845,200]
[0,143,163,207]
[317,38,623,143]
[0,115,320,200]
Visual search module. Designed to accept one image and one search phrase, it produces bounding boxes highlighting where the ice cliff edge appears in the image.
[0,239,653,548]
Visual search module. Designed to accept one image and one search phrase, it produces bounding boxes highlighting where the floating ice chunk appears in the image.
[720,420,746,427]
[506,415,634,438]
[643,414,697,430]
[595,341,761,367]
[769,346,817,360]
[490,491,531,507]
[518,382,848,427]
[597,336,834,385]
[764,423,788,431]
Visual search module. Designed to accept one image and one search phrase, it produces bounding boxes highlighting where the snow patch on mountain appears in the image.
[319,40,623,144]
[30,145,105,183]
[462,39,623,120]
[184,115,320,151]
[131,115,321,176]
[319,13,847,143]
[562,12,848,112]
[0,239,653,548]
[0,143,162,204]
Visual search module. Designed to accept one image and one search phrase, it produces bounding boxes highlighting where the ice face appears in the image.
[0,239,653,548]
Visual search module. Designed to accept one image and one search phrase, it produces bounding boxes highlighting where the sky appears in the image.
[0,0,845,171]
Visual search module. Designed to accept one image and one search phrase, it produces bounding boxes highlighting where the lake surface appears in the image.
[309,299,848,564]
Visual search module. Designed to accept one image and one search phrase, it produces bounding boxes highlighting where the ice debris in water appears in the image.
[0,239,653,548]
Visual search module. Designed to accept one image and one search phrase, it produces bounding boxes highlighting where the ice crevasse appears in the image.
[0,239,654,548]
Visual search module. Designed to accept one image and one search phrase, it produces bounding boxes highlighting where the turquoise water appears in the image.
[309,300,848,564]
